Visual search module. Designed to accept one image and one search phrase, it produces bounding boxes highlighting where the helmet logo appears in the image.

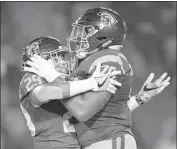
[26,42,40,56]
[98,12,118,29]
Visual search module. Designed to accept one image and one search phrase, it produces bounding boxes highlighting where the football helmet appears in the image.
[67,7,127,59]
[21,36,74,76]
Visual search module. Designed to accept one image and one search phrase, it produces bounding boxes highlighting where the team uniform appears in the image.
[19,72,80,149]
[74,49,136,149]
[20,6,170,149]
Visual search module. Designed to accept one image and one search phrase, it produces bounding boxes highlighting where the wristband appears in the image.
[135,94,144,105]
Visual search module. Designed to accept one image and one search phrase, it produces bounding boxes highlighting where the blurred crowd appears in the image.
[1,2,176,149]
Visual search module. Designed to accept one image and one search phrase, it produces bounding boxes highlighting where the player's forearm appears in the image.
[62,91,112,121]
[81,92,112,120]
[31,77,96,106]
[127,95,140,111]
[69,77,96,97]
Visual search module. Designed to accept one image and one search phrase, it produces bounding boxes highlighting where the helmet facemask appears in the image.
[67,23,98,59]
[41,49,72,76]
[22,44,73,77]
[67,23,117,60]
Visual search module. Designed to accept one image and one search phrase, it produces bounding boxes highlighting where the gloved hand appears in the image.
[138,72,171,104]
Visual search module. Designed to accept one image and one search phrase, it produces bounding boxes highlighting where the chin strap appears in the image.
[87,41,123,56]
[87,40,113,55]
[76,40,123,60]
[109,45,123,50]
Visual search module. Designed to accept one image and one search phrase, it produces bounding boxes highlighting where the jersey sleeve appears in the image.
[19,73,47,102]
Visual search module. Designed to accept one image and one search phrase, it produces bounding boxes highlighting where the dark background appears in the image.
[1,2,176,149]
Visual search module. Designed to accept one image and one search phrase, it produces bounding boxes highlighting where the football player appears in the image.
[63,7,170,149]
[19,36,122,149]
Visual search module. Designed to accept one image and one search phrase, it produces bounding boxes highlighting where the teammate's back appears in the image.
[19,72,80,149]
[74,49,133,146]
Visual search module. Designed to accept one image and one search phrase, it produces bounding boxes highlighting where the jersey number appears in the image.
[24,75,43,92]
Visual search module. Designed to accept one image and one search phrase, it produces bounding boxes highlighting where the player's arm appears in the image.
[30,76,98,107]
[20,73,98,108]
[128,72,170,111]
[23,55,110,98]
[61,91,112,121]
[61,68,124,121]
[30,67,120,108]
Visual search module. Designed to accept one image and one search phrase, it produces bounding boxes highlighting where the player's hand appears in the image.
[23,55,60,82]
[90,63,122,93]
[98,67,122,94]
[138,72,171,103]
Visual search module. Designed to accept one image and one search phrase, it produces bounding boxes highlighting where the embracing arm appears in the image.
[61,91,112,121]
[62,87,138,121]
[61,69,121,121]
[23,57,113,108]
[62,88,142,121]
[30,76,97,107]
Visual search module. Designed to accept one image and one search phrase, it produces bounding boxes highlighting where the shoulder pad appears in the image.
[77,49,133,79]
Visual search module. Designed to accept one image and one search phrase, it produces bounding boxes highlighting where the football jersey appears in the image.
[74,49,134,147]
[19,72,80,149]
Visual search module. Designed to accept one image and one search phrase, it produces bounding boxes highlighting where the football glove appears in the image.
[91,63,122,94]
[23,54,62,82]
[137,72,171,104]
